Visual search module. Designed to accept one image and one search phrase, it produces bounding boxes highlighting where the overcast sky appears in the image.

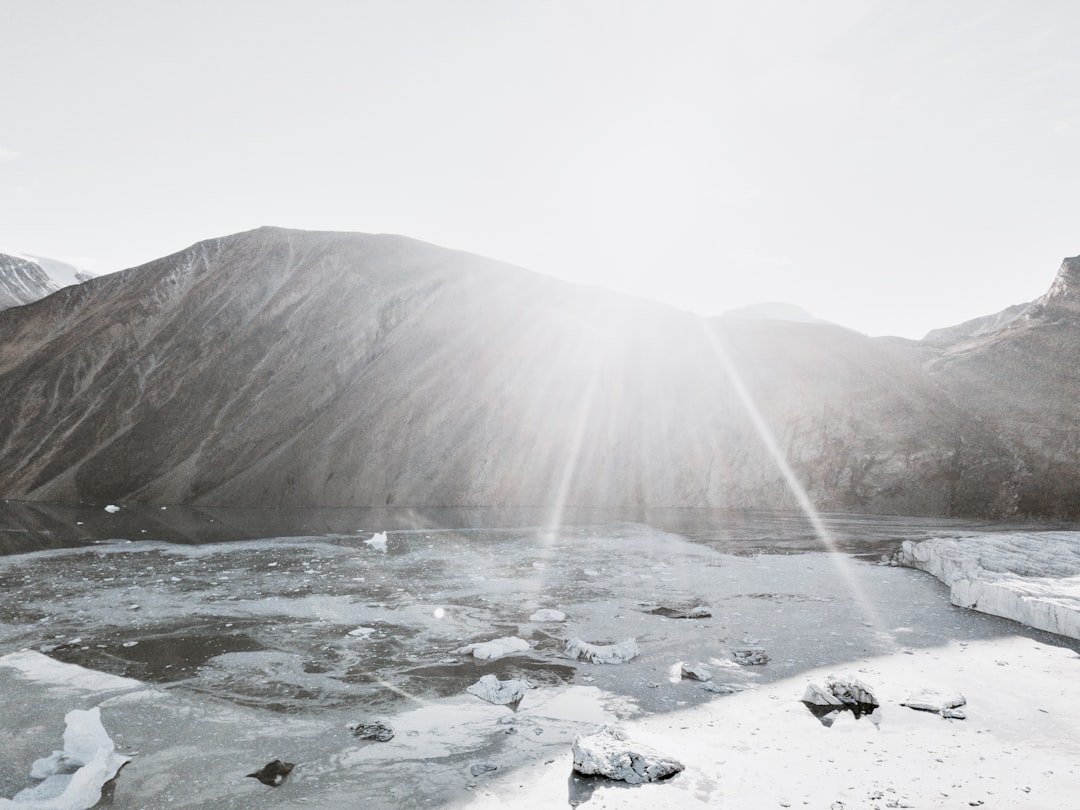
[1,0,1077,338]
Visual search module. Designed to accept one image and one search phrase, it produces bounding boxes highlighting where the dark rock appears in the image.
[246,759,294,786]
[731,646,769,666]
[349,720,395,742]
[647,605,712,619]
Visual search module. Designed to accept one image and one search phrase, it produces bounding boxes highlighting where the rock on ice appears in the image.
[571,725,684,784]
[348,720,395,741]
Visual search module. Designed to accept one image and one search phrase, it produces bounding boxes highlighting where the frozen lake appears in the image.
[1,506,1078,808]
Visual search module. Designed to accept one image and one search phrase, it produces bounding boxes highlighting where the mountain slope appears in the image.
[0,228,1063,516]
[0,252,61,310]
[0,251,96,311]
[928,256,1080,517]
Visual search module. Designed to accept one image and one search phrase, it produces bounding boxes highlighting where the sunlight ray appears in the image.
[696,319,890,637]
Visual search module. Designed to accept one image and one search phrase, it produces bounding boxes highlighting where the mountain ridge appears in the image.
[0,228,1075,517]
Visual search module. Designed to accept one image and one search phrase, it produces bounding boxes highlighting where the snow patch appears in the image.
[0,651,141,694]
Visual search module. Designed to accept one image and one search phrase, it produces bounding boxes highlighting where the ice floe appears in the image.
[0,651,141,695]
[457,637,531,660]
[529,608,566,622]
[466,674,530,705]
[565,638,640,664]
[899,532,1080,640]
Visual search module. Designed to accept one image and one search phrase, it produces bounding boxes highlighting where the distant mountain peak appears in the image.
[1026,255,1080,320]
[0,251,98,311]
[1041,255,1080,302]
[0,252,61,310]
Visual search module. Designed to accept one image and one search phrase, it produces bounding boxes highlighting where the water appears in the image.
[0,505,1076,808]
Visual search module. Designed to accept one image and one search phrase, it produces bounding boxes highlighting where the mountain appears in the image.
[22,253,97,287]
[0,251,96,311]
[0,252,61,310]
[721,301,821,324]
[926,256,1080,517]
[921,302,1029,347]
[0,227,1073,517]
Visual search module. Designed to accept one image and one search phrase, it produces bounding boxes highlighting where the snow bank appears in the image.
[899,532,1080,640]
[0,707,130,809]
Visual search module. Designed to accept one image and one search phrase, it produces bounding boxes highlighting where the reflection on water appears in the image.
[0,500,1046,557]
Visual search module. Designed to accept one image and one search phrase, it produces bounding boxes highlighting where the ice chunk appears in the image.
[365,532,388,552]
[565,638,639,664]
[529,608,566,622]
[1,707,131,809]
[571,725,683,784]
[802,683,843,707]
[466,674,530,705]
[103,505,120,514]
[822,674,878,707]
[679,663,712,682]
[457,637,531,660]
[899,533,1080,640]
[902,688,967,719]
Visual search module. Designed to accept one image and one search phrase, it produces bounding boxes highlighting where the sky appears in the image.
[1,0,1077,339]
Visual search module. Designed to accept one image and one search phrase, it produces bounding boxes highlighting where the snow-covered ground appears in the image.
[899,532,1080,640]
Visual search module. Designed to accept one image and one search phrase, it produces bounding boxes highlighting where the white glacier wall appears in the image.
[898,532,1080,640]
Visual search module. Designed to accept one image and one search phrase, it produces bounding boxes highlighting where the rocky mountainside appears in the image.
[0,252,60,310]
[0,228,1074,517]
[926,256,1080,517]
[0,251,96,311]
